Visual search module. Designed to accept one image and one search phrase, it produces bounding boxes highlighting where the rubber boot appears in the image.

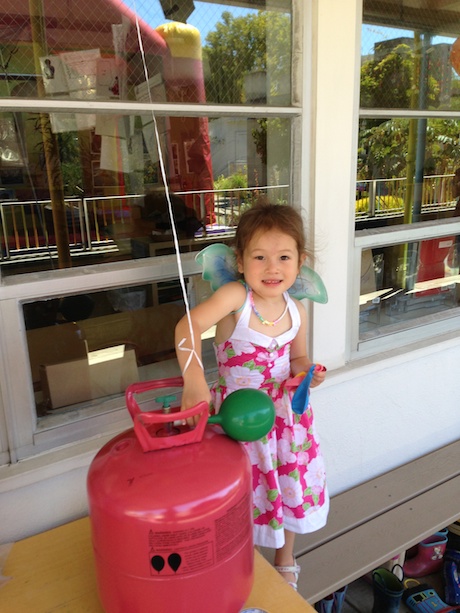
[404,534,448,577]
[443,549,460,606]
[315,593,334,613]
[372,567,404,613]
[381,553,405,580]
[333,585,348,613]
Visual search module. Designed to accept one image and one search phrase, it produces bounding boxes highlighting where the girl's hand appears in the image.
[310,364,327,388]
[181,379,212,426]
[290,363,327,388]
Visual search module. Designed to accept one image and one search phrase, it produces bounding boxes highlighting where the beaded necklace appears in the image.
[249,289,288,326]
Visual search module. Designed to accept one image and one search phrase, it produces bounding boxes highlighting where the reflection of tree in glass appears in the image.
[360,44,436,109]
[359,43,460,182]
[203,11,290,104]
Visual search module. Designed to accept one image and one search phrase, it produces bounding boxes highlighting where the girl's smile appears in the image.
[237,229,304,298]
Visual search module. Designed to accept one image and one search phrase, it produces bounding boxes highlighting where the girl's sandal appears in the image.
[274,561,301,591]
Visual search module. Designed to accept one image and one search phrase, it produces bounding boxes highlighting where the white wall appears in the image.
[315,336,460,496]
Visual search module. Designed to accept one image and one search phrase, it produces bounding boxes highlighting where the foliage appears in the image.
[214,171,248,191]
[360,44,438,109]
[57,132,83,196]
[358,116,460,182]
[356,195,404,213]
[358,41,460,182]
[203,11,291,104]
[358,118,410,180]
[251,118,289,168]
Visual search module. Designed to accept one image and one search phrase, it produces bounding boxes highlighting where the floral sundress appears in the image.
[211,289,329,548]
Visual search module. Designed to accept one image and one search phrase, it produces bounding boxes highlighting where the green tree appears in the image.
[203,11,291,104]
[358,42,450,182]
[361,44,418,109]
[358,117,460,181]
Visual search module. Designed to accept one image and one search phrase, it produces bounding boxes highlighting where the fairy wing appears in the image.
[195,243,239,292]
[288,265,328,303]
[195,243,328,303]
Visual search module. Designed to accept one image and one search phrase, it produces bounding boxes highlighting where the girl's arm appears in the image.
[175,281,245,410]
[289,299,326,388]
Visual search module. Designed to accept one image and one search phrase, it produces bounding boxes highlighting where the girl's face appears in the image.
[237,229,305,297]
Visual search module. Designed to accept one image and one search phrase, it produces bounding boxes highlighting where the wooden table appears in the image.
[2,517,314,612]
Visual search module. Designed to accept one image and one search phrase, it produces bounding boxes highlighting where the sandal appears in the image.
[274,559,301,591]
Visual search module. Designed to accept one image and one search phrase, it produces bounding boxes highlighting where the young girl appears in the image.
[175,202,329,590]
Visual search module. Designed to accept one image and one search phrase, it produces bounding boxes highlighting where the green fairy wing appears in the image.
[195,243,239,291]
[288,265,328,303]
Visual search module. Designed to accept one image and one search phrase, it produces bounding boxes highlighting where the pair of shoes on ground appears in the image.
[372,567,454,613]
[274,559,301,591]
[403,577,456,613]
[314,586,348,613]
[404,529,448,577]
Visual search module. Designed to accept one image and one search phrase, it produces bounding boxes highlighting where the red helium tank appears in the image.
[87,378,254,613]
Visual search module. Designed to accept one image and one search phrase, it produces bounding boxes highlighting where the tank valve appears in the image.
[155,394,180,437]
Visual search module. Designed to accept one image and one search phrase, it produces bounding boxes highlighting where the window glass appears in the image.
[356,118,460,229]
[359,2,460,225]
[0,1,291,106]
[361,3,459,112]
[0,1,292,276]
[0,110,290,275]
[24,276,218,423]
[360,235,460,338]
[358,1,460,344]
[0,1,296,457]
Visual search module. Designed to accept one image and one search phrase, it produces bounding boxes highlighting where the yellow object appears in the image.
[156,22,202,60]
[2,517,314,613]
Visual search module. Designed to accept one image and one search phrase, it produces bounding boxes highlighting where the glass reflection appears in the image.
[0,1,291,105]
[356,118,460,229]
[24,282,189,416]
[359,236,460,338]
[362,1,460,112]
[0,111,290,274]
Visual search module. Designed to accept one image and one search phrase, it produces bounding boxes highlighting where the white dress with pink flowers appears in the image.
[211,288,329,549]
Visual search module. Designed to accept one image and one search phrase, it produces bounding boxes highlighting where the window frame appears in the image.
[353,216,460,357]
[353,107,460,355]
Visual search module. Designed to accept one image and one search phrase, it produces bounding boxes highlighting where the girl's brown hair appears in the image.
[234,202,309,262]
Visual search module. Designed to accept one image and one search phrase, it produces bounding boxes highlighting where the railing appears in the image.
[1,175,455,264]
[356,173,456,219]
[0,198,86,261]
[0,184,289,263]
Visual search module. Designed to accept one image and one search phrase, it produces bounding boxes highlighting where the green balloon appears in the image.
[208,388,275,442]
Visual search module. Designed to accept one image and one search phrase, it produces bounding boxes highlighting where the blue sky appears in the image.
[128,1,256,44]
[362,24,455,56]
[126,4,456,57]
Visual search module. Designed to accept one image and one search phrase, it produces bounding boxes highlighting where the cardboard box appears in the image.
[40,347,139,409]
[27,322,88,384]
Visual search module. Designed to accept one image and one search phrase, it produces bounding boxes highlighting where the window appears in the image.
[356,1,460,352]
[0,1,298,462]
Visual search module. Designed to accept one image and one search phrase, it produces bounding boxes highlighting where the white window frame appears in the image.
[353,217,460,358]
[351,107,460,356]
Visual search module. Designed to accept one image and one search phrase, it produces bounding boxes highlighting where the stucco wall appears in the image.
[315,338,460,495]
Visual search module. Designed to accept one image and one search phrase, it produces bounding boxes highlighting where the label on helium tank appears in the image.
[148,492,251,576]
